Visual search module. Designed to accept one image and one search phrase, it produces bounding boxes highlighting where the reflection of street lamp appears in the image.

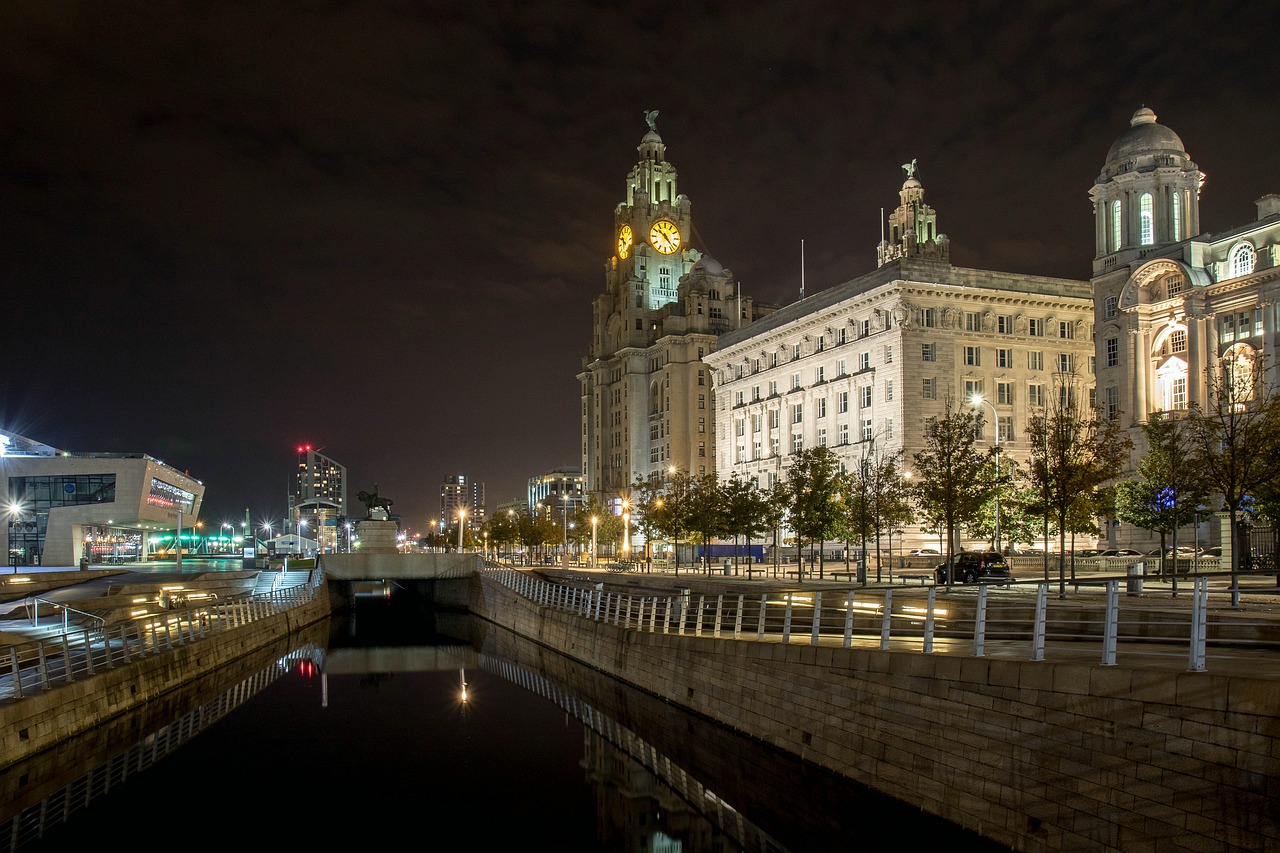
[591,515,598,568]
[970,394,1001,554]
[622,499,631,559]
[457,508,467,550]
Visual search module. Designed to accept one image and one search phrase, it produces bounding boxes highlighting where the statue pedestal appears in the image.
[356,519,399,554]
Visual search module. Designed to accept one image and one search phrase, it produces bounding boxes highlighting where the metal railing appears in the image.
[28,597,106,633]
[481,566,1266,673]
[0,573,323,703]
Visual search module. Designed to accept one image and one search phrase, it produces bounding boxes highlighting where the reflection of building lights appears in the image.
[459,668,468,703]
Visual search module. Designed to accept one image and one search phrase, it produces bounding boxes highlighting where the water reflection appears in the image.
[1,589,997,852]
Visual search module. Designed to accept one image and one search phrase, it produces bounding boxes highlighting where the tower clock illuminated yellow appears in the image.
[649,219,681,254]
[617,224,633,259]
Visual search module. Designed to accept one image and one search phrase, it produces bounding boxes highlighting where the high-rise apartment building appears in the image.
[579,113,776,500]
[291,444,347,554]
[440,474,485,530]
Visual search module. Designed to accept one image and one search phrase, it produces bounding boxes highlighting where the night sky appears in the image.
[3,2,1277,532]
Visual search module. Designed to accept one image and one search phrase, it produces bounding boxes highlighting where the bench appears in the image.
[894,573,933,586]
[785,569,808,580]
[830,571,859,582]
[743,567,766,578]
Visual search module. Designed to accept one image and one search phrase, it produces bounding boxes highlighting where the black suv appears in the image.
[935,551,1014,584]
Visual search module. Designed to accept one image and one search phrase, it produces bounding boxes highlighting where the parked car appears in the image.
[1203,546,1223,558]
[908,548,940,556]
[935,551,1014,585]
[1144,546,1200,558]
[1097,548,1143,558]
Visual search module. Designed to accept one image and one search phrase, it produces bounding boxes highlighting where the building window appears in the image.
[753,439,762,459]
[1172,192,1181,241]
[1164,275,1184,298]
[859,318,870,338]
[997,315,1013,334]
[769,409,780,429]
[1106,337,1119,367]
[817,398,827,418]
[837,327,847,344]
[1104,295,1118,319]
[964,346,981,366]
[1029,318,1044,337]
[768,380,778,396]
[838,391,849,413]
[752,413,762,432]
[1156,358,1189,411]
[735,391,744,406]
[965,311,981,332]
[861,419,873,442]
[996,348,1012,368]
[1139,192,1154,246]
[792,403,803,424]
[791,372,802,391]
[698,394,705,409]
[884,417,894,440]
[793,343,802,360]
[735,419,745,436]
[998,416,1014,442]
[884,379,893,402]
[996,381,1013,405]
[771,438,780,457]
[815,365,825,383]
[792,434,804,454]
[1111,199,1122,252]
[884,345,893,364]
[1029,383,1044,407]
[837,358,847,376]
[964,379,983,401]
[859,352,870,371]
[700,417,707,434]
[1059,321,1074,340]
[921,343,936,362]
[838,422,849,444]
[1058,353,1074,373]
[1029,350,1044,371]
[817,428,827,447]
[1169,330,1186,353]
[860,385,872,408]
[1230,243,1257,278]
[752,385,761,402]
[922,378,937,399]
[1105,386,1120,421]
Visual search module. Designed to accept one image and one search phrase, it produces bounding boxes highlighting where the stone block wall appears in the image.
[471,574,1279,851]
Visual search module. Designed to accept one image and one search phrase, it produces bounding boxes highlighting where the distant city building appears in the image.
[291,444,346,554]
[528,467,585,519]
[706,165,1095,552]
[0,429,206,567]
[1088,107,1280,549]
[579,114,777,500]
[441,474,485,530]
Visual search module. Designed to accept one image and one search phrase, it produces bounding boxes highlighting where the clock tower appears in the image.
[579,113,777,502]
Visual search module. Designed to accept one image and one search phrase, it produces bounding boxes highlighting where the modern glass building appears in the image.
[1,430,205,568]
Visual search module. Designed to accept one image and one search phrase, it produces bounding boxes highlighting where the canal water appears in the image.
[4,582,1004,852]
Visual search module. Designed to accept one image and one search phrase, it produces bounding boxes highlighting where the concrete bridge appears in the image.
[319,552,482,580]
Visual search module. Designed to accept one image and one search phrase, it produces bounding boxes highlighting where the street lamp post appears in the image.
[457,508,467,550]
[591,515,598,568]
[561,492,569,565]
[971,394,1001,554]
[622,499,631,562]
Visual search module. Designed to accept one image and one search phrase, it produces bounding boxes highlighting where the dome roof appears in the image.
[641,130,662,145]
[1105,107,1187,164]
[902,176,922,190]
[691,255,725,276]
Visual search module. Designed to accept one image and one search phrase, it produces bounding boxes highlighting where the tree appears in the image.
[782,447,843,579]
[651,469,694,574]
[720,474,771,572]
[686,473,727,574]
[1114,412,1208,583]
[861,447,914,580]
[911,397,996,586]
[630,476,664,572]
[1026,373,1131,594]
[760,479,790,577]
[1186,349,1280,605]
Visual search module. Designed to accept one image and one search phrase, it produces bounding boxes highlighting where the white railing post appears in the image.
[695,595,706,636]
[974,584,988,657]
[843,591,855,648]
[1102,579,1119,665]
[1032,583,1048,661]
[9,647,22,699]
[810,591,823,646]
[923,587,936,654]
[1189,576,1208,672]
[734,594,744,639]
[880,589,892,650]
[756,593,767,640]
[782,596,793,644]
[713,594,724,638]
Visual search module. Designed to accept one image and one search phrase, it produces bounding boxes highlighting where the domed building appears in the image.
[1090,107,1280,551]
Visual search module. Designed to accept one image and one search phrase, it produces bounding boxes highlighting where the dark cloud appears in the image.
[2,1,1277,528]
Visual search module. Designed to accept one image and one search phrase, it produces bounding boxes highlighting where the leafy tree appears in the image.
[1186,349,1280,603]
[760,479,790,577]
[782,447,843,579]
[720,474,771,572]
[686,473,727,574]
[965,459,1041,553]
[1114,412,1208,581]
[911,397,996,585]
[835,465,872,580]
[1026,374,1131,594]
[630,476,664,572]
[862,448,914,580]
[651,469,694,574]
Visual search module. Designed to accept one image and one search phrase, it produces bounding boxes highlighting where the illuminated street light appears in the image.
[591,515,598,568]
[970,394,1001,554]
[622,499,631,559]
[457,508,467,550]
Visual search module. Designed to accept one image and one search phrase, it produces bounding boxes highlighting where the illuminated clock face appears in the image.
[617,225,633,259]
[649,219,681,254]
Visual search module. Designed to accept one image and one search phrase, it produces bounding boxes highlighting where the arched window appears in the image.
[1164,274,1184,299]
[1104,295,1118,318]
[1111,200,1122,251]
[1169,330,1186,353]
[1229,243,1256,279]
[1139,193,1154,245]
[1155,356,1188,411]
[1171,192,1181,241]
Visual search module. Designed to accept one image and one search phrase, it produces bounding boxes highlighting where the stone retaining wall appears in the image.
[470,574,1280,851]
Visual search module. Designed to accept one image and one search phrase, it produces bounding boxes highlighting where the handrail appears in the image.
[0,570,324,703]
[480,567,1262,673]
[28,597,107,630]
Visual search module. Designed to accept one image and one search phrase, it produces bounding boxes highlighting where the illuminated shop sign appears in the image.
[146,478,195,514]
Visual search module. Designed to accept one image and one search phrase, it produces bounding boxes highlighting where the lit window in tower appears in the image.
[1111,200,1122,252]
[1139,193,1153,245]
[1172,192,1181,241]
